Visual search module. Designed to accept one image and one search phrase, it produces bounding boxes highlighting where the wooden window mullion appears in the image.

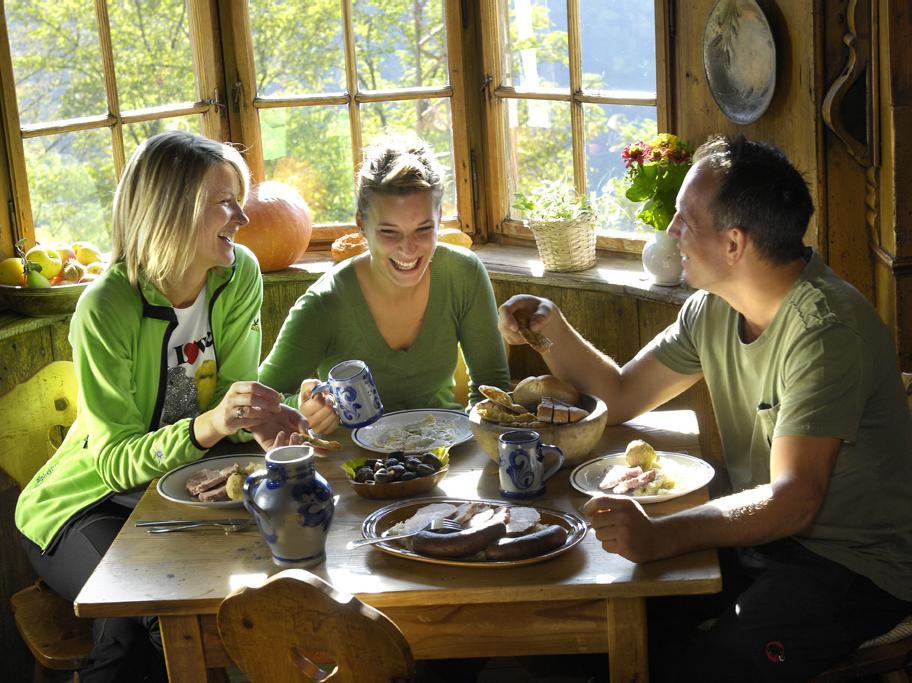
[567,0,585,198]
[341,0,362,185]
[217,0,264,180]
[445,0,473,234]
[0,8,33,250]
[94,0,125,177]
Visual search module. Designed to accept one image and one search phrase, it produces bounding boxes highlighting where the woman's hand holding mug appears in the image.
[298,378,340,435]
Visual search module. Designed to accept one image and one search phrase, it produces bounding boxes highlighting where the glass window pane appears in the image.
[353,0,448,91]
[123,116,203,166]
[506,0,569,90]
[6,2,107,123]
[580,0,656,93]
[261,106,353,224]
[360,98,456,217]
[507,99,572,217]
[25,130,116,253]
[250,0,345,95]
[108,0,197,111]
[584,103,657,234]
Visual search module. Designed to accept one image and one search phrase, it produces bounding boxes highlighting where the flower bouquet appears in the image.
[622,133,692,232]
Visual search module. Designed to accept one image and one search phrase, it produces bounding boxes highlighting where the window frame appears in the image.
[477,0,673,254]
[218,0,475,248]
[0,0,225,257]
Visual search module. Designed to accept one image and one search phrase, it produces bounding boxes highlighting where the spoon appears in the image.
[347,518,462,549]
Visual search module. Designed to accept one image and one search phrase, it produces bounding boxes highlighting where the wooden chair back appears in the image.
[0,360,77,489]
[217,569,414,683]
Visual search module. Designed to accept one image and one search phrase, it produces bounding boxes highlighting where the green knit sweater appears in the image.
[259,244,510,411]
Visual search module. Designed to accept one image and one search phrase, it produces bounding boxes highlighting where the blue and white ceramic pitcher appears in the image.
[243,445,334,567]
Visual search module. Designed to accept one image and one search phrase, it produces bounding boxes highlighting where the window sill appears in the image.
[0,243,693,341]
[280,242,693,306]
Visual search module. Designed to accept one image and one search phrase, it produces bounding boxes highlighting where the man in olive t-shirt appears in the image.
[498,136,912,682]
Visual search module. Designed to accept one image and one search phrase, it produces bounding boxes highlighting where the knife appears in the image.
[135,518,256,527]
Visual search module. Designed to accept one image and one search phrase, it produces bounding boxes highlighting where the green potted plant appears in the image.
[512,181,597,272]
[621,134,692,285]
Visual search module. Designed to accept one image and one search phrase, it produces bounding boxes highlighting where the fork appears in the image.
[347,517,462,549]
[146,521,253,534]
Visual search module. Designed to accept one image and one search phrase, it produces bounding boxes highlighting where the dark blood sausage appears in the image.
[412,522,507,558]
[483,524,568,561]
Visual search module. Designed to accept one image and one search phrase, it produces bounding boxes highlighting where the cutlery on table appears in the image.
[347,517,462,549]
[136,519,256,534]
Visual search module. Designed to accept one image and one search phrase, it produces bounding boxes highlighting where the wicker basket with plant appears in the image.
[512,182,597,272]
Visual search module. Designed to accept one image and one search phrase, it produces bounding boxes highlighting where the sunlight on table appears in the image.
[632,410,698,435]
[228,572,270,591]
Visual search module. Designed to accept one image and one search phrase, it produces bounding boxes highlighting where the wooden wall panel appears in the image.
[672,0,824,251]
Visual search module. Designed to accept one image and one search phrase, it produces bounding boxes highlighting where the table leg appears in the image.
[607,597,648,683]
[160,614,209,682]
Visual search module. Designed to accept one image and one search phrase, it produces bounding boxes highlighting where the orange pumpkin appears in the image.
[236,181,313,272]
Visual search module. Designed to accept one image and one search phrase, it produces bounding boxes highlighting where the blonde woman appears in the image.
[260,134,510,433]
[16,131,308,682]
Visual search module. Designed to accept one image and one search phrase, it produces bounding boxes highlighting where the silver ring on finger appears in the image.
[235,406,245,420]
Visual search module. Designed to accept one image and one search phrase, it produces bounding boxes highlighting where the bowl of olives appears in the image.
[341,447,449,500]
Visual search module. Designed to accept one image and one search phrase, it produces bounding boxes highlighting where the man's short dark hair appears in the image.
[694,135,814,264]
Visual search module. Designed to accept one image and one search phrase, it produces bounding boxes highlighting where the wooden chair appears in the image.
[0,361,92,681]
[217,569,414,683]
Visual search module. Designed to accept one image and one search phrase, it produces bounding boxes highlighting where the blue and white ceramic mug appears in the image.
[312,360,384,429]
[497,429,564,499]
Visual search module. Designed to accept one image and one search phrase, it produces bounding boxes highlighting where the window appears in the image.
[479,0,668,250]
[0,0,222,254]
[0,1,667,265]
[222,0,471,245]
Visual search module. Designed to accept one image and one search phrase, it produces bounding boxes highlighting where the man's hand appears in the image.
[583,495,670,563]
[497,294,559,347]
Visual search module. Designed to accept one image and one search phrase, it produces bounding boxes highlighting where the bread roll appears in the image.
[513,375,579,408]
[331,232,368,262]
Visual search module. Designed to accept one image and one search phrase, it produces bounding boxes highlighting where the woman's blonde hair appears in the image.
[356,133,445,223]
[111,130,250,289]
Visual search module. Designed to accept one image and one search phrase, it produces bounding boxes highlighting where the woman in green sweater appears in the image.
[259,134,510,434]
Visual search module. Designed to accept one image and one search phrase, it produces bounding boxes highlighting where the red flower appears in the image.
[622,141,648,168]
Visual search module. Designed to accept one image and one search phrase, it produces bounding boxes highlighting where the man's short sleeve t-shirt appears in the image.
[648,251,912,601]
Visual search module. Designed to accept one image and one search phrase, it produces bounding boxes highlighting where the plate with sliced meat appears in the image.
[156,454,265,507]
[569,451,714,503]
[359,497,588,567]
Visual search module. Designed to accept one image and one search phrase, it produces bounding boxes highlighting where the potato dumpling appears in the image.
[226,463,262,501]
[624,439,657,470]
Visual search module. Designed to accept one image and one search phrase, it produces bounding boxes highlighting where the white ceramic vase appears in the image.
[642,230,683,286]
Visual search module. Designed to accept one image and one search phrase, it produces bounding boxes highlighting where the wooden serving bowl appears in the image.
[469,393,608,467]
[341,448,449,500]
[0,282,88,317]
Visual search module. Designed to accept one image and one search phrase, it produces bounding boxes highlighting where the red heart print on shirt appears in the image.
[183,342,200,364]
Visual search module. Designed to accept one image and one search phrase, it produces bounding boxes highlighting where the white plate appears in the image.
[569,451,714,503]
[156,454,265,508]
[352,409,473,454]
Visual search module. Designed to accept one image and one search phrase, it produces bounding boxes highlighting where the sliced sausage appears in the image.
[483,524,568,561]
[412,522,507,558]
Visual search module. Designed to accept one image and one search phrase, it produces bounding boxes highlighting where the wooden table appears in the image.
[75,410,721,682]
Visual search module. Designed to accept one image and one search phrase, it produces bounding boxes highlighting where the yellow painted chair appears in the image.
[0,361,92,681]
[218,569,414,683]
